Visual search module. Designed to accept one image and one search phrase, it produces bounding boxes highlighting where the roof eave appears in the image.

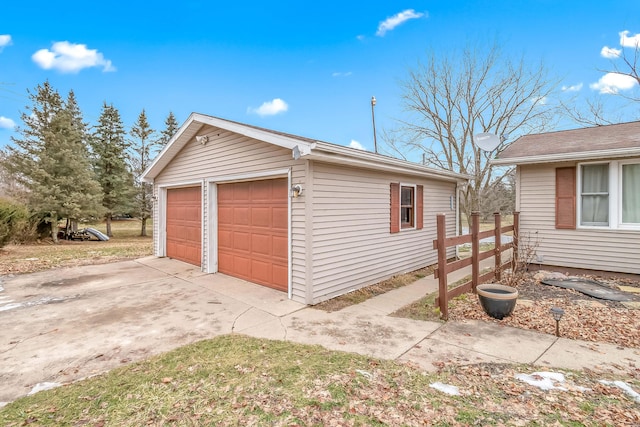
[308,143,470,182]
[141,113,316,182]
[491,147,640,166]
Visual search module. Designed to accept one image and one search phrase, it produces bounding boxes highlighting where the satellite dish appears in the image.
[473,133,500,151]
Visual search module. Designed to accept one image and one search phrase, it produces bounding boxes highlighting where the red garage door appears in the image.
[166,186,202,266]
[218,178,288,291]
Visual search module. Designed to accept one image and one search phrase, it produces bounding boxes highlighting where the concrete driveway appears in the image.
[0,257,304,404]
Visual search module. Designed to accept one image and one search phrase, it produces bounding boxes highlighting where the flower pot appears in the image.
[476,284,518,320]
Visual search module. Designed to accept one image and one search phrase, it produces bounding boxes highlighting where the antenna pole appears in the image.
[371,96,378,153]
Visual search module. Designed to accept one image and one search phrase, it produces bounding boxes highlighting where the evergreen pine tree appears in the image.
[92,102,135,237]
[6,82,102,242]
[160,111,179,146]
[129,109,158,237]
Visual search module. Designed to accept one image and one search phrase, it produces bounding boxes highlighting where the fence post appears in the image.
[436,213,448,320]
[471,212,480,291]
[513,211,520,266]
[494,212,502,281]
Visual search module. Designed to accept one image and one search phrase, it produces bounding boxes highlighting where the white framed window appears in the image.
[621,161,640,225]
[400,184,416,229]
[578,160,640,229]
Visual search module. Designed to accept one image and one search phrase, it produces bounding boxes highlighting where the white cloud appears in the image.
[590,72,638,94]
[561,83,583,92]
[247,98,289,116]
[376,9,425,37]
[531,96,548,105]
[0,116,16,129]
[619,30,640,48]
[349,140,366,150]
[356,35,366,41]
[600,46,621,59]
[32,41,116,73]
[332,71,352,77]
[0,34,12,52]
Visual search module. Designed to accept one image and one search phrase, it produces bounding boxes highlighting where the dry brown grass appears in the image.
[0,220,153,275]
[313,265,435,312]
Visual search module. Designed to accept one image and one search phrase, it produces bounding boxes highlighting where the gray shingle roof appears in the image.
[493,121,640,165]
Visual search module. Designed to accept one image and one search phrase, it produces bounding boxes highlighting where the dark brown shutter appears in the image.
[390,183,400,233]
[416,185,424,230]
[556,167,576,229]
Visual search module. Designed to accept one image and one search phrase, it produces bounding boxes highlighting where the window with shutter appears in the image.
[556,167,576,229]
[391,183,423,232]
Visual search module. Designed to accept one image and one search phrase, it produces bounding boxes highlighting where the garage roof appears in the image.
[492,120,640,165]
[142,113,469,183]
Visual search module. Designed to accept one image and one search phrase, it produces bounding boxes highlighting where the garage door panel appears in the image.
[218,229,233,250]
[251,207,272,227]
[218,206,234,223]
[251,233,271,256]
[272,207,288,229]
[232,231,251,251]
[251,180,273,200]
[272,236,288,260]
[166,187,202,267]
[272,265,288,288]
[218,178,288,291]
[251,259,272,283]
[234,207,250,225]
[233,256,251,277]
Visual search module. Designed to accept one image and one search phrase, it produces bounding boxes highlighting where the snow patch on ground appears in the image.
[28,382,62,395]
[600,380,640,402]
[429,382,460,395]
[515,372,568,391]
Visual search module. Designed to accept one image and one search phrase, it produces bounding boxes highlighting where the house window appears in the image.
[401,185,415,228]
[622,163,640,224]
[580,164,609,226]
[577,161,640,228]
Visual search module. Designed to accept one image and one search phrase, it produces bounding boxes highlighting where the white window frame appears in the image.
[577,160,640,230]
[619,159,640,229]
[400,183,417,231]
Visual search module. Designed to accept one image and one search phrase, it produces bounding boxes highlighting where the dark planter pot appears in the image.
[476,284,518,320]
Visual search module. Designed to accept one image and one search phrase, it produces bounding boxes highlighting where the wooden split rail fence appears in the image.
[432,212,520,320]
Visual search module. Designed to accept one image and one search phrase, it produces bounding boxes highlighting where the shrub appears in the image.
[0,198,36,247]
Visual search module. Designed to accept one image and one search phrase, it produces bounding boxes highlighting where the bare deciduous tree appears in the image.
[563,34,639,126]
[392,42,559,226]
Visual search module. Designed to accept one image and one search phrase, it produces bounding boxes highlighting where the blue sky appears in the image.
[1,1,639,154]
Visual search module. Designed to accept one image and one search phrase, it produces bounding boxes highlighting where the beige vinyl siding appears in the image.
[518,163,640,274]
[155,127,295,184]
[309,163,456,303]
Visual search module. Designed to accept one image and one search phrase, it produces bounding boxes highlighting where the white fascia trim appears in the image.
[157,180,203,189]
[304,151,469,183]
[204,168,290,184]
[491,147,640,166]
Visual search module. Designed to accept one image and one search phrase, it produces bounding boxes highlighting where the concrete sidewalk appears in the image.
[2,257,637,405]
[237,265,640,376]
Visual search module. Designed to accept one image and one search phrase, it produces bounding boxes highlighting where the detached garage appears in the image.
[142,113,468,304]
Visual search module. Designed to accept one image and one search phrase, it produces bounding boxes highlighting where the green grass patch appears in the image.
[1,335,636,426]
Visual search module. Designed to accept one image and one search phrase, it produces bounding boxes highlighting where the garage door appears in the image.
[218,178,288,291]
[166,186,202,266]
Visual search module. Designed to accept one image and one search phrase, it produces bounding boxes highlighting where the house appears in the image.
[141,113,468,304]
[492,121,640,275]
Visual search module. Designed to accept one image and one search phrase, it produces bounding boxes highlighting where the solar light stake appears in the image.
[550,307,564,337]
